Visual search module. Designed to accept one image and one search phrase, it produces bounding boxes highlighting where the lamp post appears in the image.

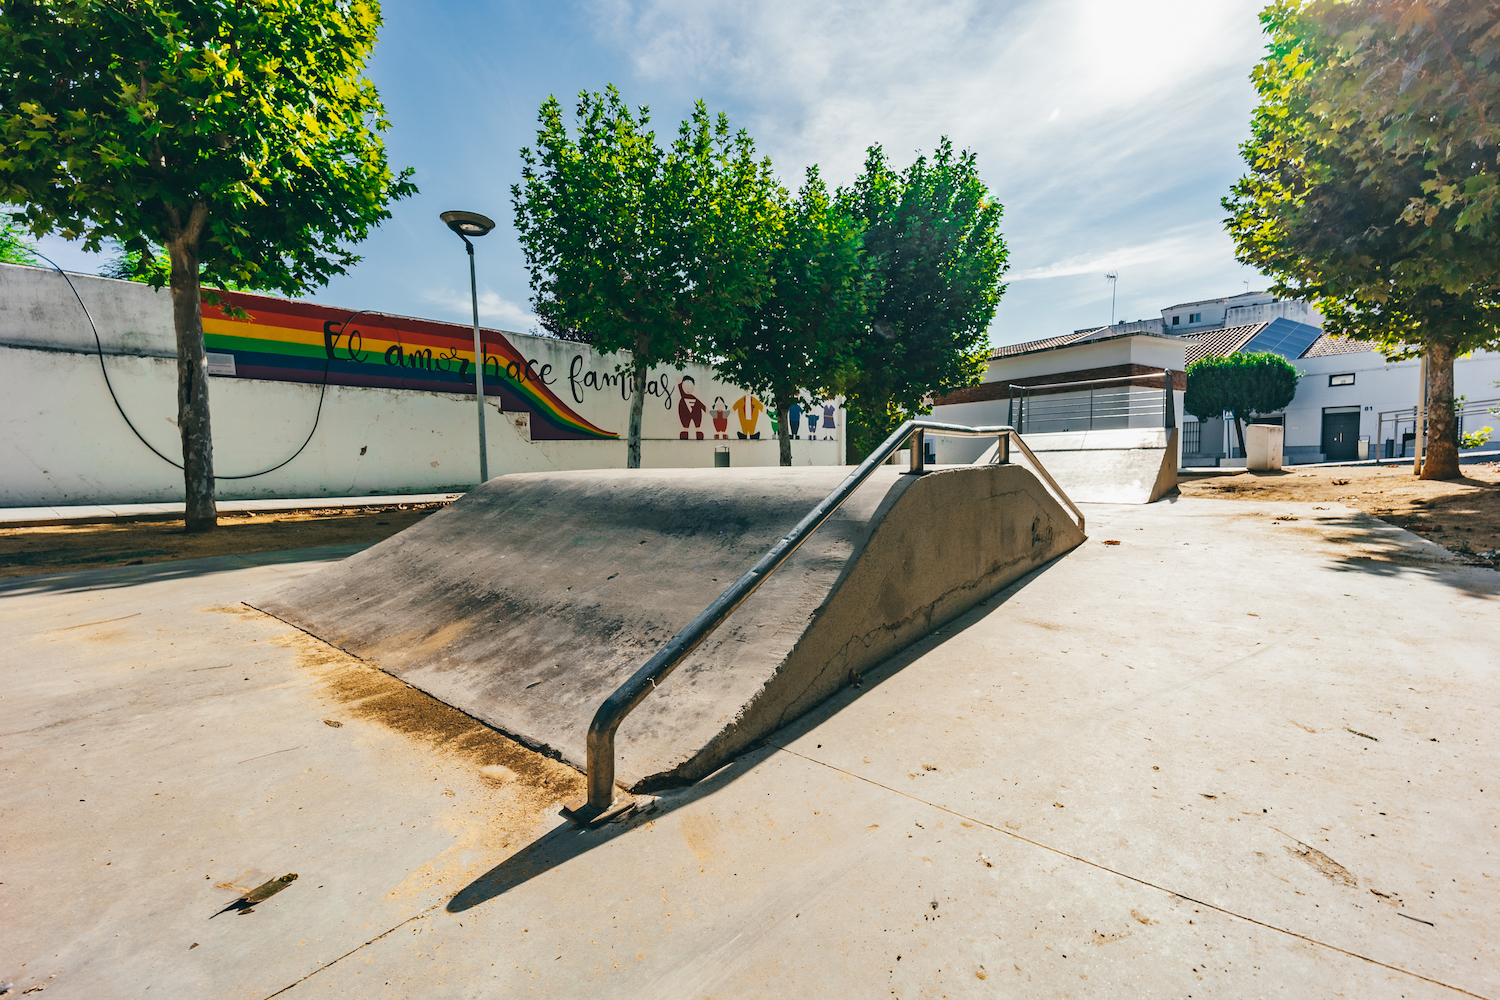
[441,210,497,484]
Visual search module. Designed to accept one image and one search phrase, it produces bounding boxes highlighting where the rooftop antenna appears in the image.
[1243,280,1250,293]
[1105,271,1118,326]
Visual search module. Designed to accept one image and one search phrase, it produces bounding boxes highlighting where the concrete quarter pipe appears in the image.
[254,463,1085,789]
[976,427,1179,504]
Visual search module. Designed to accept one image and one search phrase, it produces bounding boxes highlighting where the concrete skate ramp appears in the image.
[254,464,1084,789]
[976,427,1178,504]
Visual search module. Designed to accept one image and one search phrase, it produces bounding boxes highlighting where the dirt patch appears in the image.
[215,603,586,902]
[1285,841,1358,888]
[1179,463,1500,565]
[0,502,451,578]
[215,602,581,801]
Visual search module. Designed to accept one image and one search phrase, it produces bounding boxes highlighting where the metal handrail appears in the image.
[565,419,1085,820]
[1009,369,1176,435]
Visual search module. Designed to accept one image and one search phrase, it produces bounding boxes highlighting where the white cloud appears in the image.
[422,288,538,333]
[1007,224,1227,283]
[589,0,1272,342]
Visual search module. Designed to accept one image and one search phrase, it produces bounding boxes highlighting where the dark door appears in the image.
[1321,410,1360,461]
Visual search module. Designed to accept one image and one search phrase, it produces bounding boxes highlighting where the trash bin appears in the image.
[714,446,730,468]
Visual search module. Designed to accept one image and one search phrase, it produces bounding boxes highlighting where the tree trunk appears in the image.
[626,332,649,469]
[776,391,792,467]
[1420,338,1461,480]
[167,207,216,532]
[1231,411,1247,462]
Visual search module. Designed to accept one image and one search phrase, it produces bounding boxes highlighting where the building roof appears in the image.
[1301,332,1377,358]
[989,329,1104,360]
[991,319,1378,367]
[1175,323,1255,365]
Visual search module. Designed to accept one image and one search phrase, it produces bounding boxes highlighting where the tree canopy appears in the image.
[713,166,868,466]
[1224,0,1500,479]
[512,87,778,467]
[840,140,1008,460]
[0,0,415,527]
[1184,351,1299,456]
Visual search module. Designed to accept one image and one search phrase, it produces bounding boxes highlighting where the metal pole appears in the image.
[1162,369,1175,429]
[466,238,489,484]
[908,428,925,474]
[1414,354,1427,476]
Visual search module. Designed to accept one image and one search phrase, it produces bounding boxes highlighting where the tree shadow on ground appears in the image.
[444,553,1073,914]
[0,544,364,597]
[1289,509,1499,598]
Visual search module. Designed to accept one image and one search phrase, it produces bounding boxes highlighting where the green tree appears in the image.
[99,237,168,282]
[512,87,778,468]
[0,208,37,264]
[840,139,1008,460]
[713,166,867,466]
[1224,0,1500,480]
[1183,351,1299,457]
[0,0,415,529]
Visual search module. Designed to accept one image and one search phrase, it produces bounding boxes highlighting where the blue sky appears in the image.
[39,0,1274,349]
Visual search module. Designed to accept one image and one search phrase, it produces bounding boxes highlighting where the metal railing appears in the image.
[564,419,1085,821]
[1009,370,1176,434]
[1378,397,1499,458]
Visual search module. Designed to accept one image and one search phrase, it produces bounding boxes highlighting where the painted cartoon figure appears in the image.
[822,401,837,439]
[710,396,730,439]
[788,402,803,440]
[733,394,765,439]
[677,375,707,439]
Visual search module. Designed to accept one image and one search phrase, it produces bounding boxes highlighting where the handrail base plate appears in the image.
[562,794,637,827]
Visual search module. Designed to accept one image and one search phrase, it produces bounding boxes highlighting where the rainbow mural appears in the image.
[202,292,617,441]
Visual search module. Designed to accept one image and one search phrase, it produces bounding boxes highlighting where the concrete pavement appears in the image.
[1,498,1496,998]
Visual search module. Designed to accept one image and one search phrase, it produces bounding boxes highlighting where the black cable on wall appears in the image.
[33,252,375,480]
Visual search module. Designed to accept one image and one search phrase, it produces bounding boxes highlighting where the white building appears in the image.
[941,290,1499,467]
[1161,290,1323,335]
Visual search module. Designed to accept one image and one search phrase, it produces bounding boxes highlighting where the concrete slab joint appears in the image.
[254,464,1087,791]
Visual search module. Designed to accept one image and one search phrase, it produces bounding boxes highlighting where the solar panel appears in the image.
[1239,318,1323,359]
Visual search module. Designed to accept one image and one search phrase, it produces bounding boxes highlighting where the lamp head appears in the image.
[440,210,496,238]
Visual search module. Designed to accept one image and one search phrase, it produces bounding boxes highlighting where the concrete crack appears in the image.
[768,742,1493,1000]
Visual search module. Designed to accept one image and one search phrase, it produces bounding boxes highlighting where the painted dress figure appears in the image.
[733,394,764,440]
[677,375,707,439]
[821,402,837,440]
[710,396,730,439]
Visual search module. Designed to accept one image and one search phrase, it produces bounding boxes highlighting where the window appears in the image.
[1172,315,1180,325]
[1329,373,1355,386]
[1189,312,1202,323]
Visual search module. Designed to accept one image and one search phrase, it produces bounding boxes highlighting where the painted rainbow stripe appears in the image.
[202,291,617,441]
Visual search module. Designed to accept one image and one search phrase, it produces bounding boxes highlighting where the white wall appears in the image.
[980,333,1188,381]
[1284,348,1500,455]
[0,264,843,506]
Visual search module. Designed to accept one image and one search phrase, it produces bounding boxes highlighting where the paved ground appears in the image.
[1,498,1496,998]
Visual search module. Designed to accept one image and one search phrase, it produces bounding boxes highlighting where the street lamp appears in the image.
[441,210,497,483]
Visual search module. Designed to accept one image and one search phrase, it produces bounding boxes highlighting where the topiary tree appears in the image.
[0,0,415,530]
[1184,351,1299,458]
